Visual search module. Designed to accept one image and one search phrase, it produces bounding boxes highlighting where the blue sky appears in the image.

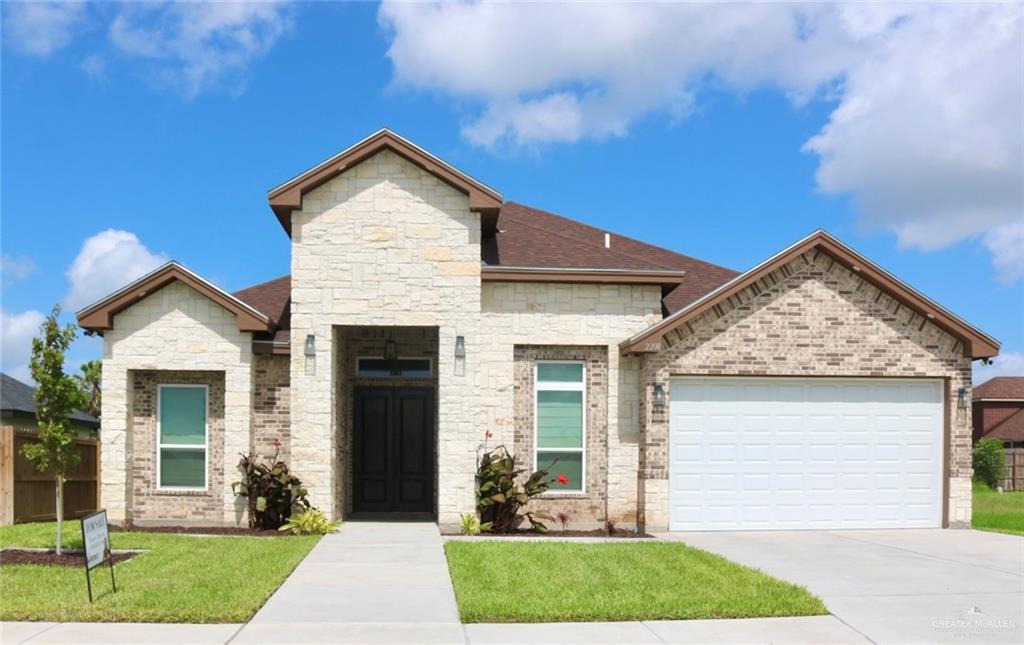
[1,2,1021,384]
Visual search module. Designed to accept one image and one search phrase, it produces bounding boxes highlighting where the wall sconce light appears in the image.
[304,334,316,376]
[454,335,466,377]
[384,339,398,361]
[652,383,666,409]
[958,386,971,410]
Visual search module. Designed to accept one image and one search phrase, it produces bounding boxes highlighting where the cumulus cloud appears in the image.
[380,2,1023,281]
[65,230,169,312]
[1,255,37,286]
[974,351,1024,385]
[1,308,46,382]
[2,1,86,56]
[108,1,294,97]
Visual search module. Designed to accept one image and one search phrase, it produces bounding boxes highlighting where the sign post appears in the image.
[81,509,116,602]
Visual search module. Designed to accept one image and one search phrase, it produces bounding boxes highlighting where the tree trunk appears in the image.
[55,477,64,555]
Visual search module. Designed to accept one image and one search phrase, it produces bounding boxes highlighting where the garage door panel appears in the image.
[669,377,943,531]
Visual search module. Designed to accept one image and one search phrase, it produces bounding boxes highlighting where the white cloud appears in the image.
[64,230,169,311]
[3,1,86,56]
[1,308,46,379]
[982,223,1024,286]
[380,2,1023,282]
[974,351,1024,385]
[108,1,294,97]
[1,255,37,286]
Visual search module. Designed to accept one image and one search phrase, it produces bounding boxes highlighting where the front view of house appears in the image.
[78,130,999,532]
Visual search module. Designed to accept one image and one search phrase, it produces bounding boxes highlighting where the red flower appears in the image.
[556,473,569,485]
[485,431,493,439]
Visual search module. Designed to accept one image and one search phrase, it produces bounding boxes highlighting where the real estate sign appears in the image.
[80,509,116,601]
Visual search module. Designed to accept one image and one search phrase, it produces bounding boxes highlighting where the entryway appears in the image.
[353,386,435,514]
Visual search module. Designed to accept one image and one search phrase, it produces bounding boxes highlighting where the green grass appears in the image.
[973,484,1024,536]
[444,541,827,623]
[0,521,319,623]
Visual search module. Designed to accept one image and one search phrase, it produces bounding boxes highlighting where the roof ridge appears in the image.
[233,273,290,296]
[989,408,1024,434]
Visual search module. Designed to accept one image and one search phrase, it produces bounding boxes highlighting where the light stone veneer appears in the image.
[289,149,482,524]
[480,282,662,525]
[100,281,253,525]
[638,250,974,530]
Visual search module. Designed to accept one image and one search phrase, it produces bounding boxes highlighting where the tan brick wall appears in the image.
[480,282,663,528]
[128,371,228,524]
[289,148,482,523]
[252,354,290,464]
[638,250,974,530]
[100,281,253,525]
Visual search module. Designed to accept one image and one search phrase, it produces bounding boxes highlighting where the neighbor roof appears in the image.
[621,230,1001,359]
[1,373,99,428]
[268,129,504,235]
[983,409,1024,442]
[974,377,1024,401]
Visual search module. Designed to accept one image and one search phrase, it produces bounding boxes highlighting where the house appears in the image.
[76,129,1000,531]
[973,377,1024,448]
[1,373,100,524]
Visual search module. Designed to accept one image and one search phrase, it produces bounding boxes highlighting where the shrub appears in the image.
[476,445,557,532]
[973,438,1006,489]
[556,511,572,531]
[233,450,310,529]
[279,508,340,535]
[459,513,492,536]
[604,517,619,535]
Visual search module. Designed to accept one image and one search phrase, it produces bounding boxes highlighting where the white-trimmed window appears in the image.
[157,385,208,490]
[534,361,585,493]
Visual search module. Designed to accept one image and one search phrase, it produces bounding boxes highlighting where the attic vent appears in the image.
[604,233,610,249]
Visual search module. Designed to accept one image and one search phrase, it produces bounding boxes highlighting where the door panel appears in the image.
[353,387,434,513]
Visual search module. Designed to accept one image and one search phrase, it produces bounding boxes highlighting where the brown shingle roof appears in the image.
[984,408,1024,442]
[233,275,290,343]
[974,377,1024,400]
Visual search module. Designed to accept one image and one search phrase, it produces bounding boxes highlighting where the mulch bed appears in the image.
[1,549,138,567]
[110,524,289,537]
[478,528,653,538]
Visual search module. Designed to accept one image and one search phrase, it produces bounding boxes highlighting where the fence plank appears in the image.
[11,429,99,523]
[0,426,13,525]
[1000,448,1024,492]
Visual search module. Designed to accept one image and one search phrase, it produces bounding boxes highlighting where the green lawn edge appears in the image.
[444,540,827,623]
[972,484,1024,537]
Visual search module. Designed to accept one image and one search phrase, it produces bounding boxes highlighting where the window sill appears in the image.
[153,488,210,496]
[539,492,589,499]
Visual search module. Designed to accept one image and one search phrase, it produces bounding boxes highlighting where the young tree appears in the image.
[22,305,81,554]
[75,359,102,421]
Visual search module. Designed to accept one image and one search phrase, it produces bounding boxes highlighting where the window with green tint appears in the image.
[158,385,207,489]
[535,361,584,493]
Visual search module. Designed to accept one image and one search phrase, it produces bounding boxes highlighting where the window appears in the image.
[157,385,207,490]
[535,361,585,493]
[357,357,432,378]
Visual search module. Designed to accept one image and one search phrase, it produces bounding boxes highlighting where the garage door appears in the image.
[669,377,944,531]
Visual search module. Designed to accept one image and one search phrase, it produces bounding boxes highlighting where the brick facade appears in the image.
[252,354,291,463]
[638,250,974,530]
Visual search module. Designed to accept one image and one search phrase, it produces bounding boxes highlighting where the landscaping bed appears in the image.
[445,540,827,623]
[0,520,319,622]
[1,549,139,567]
[111,524,286,537]
[468,528,651,538]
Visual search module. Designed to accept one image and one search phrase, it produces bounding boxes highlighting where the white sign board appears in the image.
[82,510,110,570]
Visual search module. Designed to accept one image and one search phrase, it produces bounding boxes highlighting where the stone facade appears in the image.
[288,149,482,524]
[513,345,609,526]
[480,282,663,527]
[100,281,253,525]
[638,250,974,530]
[128,370,227,524]
[252,353,290,463]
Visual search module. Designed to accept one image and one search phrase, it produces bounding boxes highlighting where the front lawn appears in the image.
[444,541,826,623]
[973,484,1024,536]
[0,521,319,623]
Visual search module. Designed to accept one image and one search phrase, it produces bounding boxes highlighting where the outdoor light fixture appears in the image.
[384,339,398,361]
[652,383,666,409]
[454,335,466,377]
[958,386,971,410]
[304,334,316,376]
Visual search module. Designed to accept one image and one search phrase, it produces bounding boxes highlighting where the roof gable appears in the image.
[268,129,503,235]
[76,262,273,334]
[622,230,1000,359]
[1,373,98,426]
[974,376,1024,400]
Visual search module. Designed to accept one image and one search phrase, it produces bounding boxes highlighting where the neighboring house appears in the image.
[973,377,1024,448]
[75,129,1000,531]
[1,373,100,524]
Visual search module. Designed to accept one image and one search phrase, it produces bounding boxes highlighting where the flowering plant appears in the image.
[475,445,555,532]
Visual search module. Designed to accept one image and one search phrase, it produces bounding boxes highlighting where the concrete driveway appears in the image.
[659,529,1023,644]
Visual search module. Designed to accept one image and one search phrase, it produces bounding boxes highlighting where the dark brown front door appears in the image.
[353,387,434,513]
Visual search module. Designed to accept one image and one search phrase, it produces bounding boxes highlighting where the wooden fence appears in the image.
[1001,448,1024,492]
[0,426,100,525]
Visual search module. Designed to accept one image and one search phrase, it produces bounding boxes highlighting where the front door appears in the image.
[353,387,434,513]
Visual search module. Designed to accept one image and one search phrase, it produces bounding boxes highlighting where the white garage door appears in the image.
[669,377,944,531]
